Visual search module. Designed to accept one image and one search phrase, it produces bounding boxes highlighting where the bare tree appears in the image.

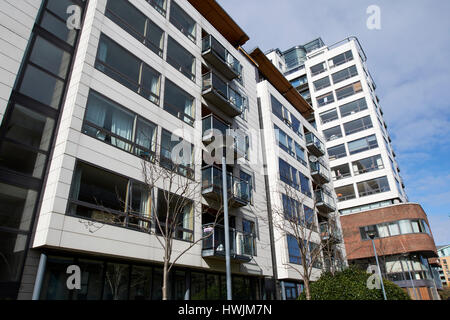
[271,183,344,300]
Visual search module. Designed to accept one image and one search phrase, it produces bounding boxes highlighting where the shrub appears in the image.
[298,266,410,300]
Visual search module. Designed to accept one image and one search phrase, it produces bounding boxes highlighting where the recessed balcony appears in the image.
[202,34,241,80]
[310,160,330,184]
[202,223,254,262]
[202,72,245,117]
[201,165,251,208]
[305,132,325,157]
[315,189,336,213]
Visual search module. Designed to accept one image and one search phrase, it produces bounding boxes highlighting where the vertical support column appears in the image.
[31,253,47,300]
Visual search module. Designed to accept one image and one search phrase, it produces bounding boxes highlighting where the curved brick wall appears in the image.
[340,203,438,260]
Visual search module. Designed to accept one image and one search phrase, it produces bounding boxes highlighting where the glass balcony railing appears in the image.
[319,221,341,242]
[202,223,255,261]
[310,160,330,184]
[202,114,229,138]
[315,189,336,213]
[305,132,325,156]
[201,166,251,206]
[202,34,241,80]
[202,72,245,117]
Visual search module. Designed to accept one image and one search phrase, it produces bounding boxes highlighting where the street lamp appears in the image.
[367,230,387,300]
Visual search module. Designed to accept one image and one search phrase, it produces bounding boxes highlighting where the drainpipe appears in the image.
[32,253,47,300]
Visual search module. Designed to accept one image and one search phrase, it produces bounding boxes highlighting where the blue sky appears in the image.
[217,0,450,245]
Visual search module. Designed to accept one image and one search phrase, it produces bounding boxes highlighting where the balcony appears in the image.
[305,132,325,157]
[319,222,341,243]
[202,35,241,80]
[202,114,246,159]
[202,223,255,262]
[310,160,330,185]
[315,189,336,213]
[202,72,245,117]
[201,166,251,207]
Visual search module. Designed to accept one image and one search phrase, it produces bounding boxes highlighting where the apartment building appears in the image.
[267,37,407,215]
[249,48,346,300]
[437,245,450,287]
[0,0,280,300]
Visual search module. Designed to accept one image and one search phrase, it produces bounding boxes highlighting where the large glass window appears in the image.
[344,115,373,136]
[339,98,368,117]
[323,125,343,141]
[287,235,301,265]
[95,35,161,104]
[313,76,331,91]
[164,79,195,125]
[352,155,383,175]
[103,263,129,300]
[331,65,358,84]
[156,189,194,241]
[160,129,194,178]
[294,142,307,166]
[106,0,164,57]
[319,108,338,124]
[290,75,307,88]
[129,265,152,300]
[299,172,311,197]
[328,50,353,68]
[310,62,326,76]
[167,36,195,81]
[0,183,38,231]
[348,135,378,155]
[316,92,334,107]
[169,1,196,42]
[68,162,153,230]
[335,184,356,202]
[291,115,302,137]
[274,125,294,156]
[327,144,347,160]
[336,81,363,100]
[148,0,167,16]
[279,158,298,189]
[357,176,390,197]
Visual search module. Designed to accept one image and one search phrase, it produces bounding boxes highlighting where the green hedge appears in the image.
[298,266,410,300]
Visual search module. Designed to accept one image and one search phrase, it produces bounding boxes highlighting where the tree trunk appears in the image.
[304,277,311,300]
[162,258,169,300]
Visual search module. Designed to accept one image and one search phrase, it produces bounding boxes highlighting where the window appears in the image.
[344,115,373,136]
[103,263,129,300]
[316,92,334,107]
[106,0,164,57]
[95,35,161,104]
[68,162,153,231]
[329,50,353,68]
[336,81,363,100]
[323,125,343,141]
[167,36,195,81]
[164,79,195,125]
[331,163,351,181]
[291,115,303,137]
[319,108,338,124]
[282,194,299,220]
[357,176,390,197]
[271,95,291,126]
[156,189,194,241]
[398,220,413,234]
[0,183,38,231]
[0,104,55,178]
[352,155,383,175]
[299,172,311,197]
[310,62,326,76]
[303,205,316,231]
[82,91,157,160]
[360,225,378,240]
[313,76,331,91]
[274,125,294,156]
[147,0,167,16]
[335,185,356,202]
[327,144,347,160]
[294,142,307,166]
[287,235,301,265]
[279,158,298,189]
[169,1,196,42]
[348,135,378,155]
[331,65,358,84]
[240,171,253,202]
[339,98,368,117]
[160,129,194,179]
[40,6,77,45]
